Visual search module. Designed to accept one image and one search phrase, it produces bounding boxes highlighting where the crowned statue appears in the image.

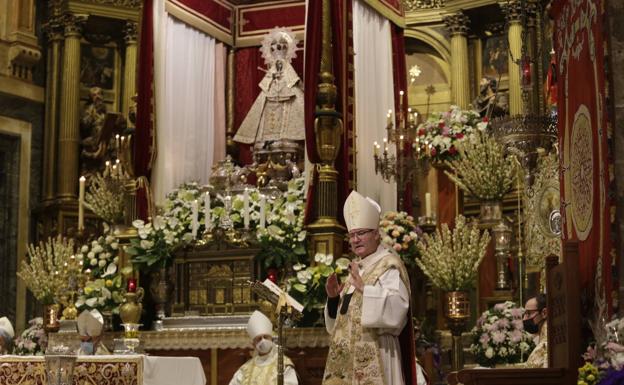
[233,27,305,149]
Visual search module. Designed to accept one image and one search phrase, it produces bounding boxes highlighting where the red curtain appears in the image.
[303,0,354,225]
[552,0,613,313]
[233,44,305,166]
[134,0,155,220]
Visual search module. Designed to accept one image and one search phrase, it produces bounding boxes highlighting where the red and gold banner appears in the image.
[236,1,305,47]
[552,0,613,313]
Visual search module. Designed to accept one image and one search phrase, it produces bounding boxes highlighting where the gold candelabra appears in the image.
[373,91,425,212]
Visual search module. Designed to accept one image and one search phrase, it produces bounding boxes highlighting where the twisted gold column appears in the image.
[123,22,138,120]
[502,1,524,115]
[57,13,85,199]
[444,12,470,109]
[42,9,64,202]
[226,47,236,155]
[307,0,345,258]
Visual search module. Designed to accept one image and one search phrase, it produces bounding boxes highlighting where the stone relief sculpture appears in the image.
[233,27,305,150]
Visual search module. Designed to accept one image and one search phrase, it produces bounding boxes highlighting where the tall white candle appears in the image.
[204,192,211,230]
[78,176,86,230]
[425,192,432,218]
[259,195,266,229]
[243,189,250,229]
[191,200,198,238]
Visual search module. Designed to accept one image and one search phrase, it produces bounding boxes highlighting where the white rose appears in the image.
[110,242,119,250]
[81,245,89,253]
[485,347,494,358]
[90,258,98,266]
[98,260,107,268]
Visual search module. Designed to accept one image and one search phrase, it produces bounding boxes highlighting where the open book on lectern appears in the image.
[261,279,304,314]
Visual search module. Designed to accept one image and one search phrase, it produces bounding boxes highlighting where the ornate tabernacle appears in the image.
[171,245,261,316]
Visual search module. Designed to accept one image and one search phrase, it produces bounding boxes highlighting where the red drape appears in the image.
[552,0,613,313]
[134,0,155,220]
[303,0,354,225]
[233,44,305,166]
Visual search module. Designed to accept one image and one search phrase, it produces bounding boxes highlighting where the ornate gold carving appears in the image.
[570,105,594,240]
[500,1,523,24]
[62,14,87,37]
[403,0,444,11]
[443,12,470,36]
[524,151,562,271]
[0,356,140,385]
[124,22,138,44]
[79,0,141,7]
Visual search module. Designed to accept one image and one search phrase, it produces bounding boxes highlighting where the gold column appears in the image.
[307,0,345,258]
[444,12,471,109]
[226,47,236,155]
[122,22,138,119]
[502,1,524,115]
[57,13,85,199]
[42,7,63,202]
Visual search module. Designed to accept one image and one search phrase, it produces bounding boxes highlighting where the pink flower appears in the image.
[512,319,523,330]
[491,331,506,344]
[393,243,402,251]
[497,318,510,329]
[479,334,490,345]
[510,308,524,318]
[494,303,506,311]
[510,330,523,343]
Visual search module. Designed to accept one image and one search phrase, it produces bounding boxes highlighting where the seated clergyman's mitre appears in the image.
[77,310,104,337]
[343,191,381,232]
[247,310,273,339]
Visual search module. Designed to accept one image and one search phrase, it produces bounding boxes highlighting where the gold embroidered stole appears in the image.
[240,350,294,385]
[322,253,410,385]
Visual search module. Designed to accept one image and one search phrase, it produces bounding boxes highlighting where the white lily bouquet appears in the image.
[444,131,515,201]
[415,215,490,291]
[75,231,128,314]
[469,301,535,367]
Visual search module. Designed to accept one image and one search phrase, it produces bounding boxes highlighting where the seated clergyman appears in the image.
[229,310,298,385]
[76,309,110,355]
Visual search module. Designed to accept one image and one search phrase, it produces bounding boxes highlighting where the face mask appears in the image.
[255,338,273,355]
[80,341,94,355]
[523,318,540,334]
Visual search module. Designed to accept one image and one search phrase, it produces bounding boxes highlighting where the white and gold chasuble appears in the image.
[323,248,410,385]
[229,347,297,385]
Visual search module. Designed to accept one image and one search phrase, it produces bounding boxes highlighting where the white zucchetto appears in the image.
[343,191,381,232]
[247,310,273,339]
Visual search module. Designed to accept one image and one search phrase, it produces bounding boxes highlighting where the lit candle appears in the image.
[425,192,432,218]
[243,188,250,229]
[373,141,379,156]
[191,199,198,238]
[204,192,211,230]
[259,194,266,229]
[127,278,137,293]
[115,134,120,150]
[78,176,85,231]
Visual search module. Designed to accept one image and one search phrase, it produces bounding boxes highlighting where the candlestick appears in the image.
[425,192,432,218]
[243,189,250,229]
[115,134,120,150]
[259,194,266,229]
[373,141,379,156]
[127,278,137,293]
[78,176,85,231]
[191,200,198,238]
[204,192,211,230]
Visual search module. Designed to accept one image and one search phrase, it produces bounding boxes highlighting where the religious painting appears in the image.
[482,34,508,78]
[80,44,116,90]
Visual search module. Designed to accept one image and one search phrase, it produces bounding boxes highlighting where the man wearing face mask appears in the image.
[228,310,298,385]
[523,293,548,368]
[322,191,417,385]
[76,309,110,355]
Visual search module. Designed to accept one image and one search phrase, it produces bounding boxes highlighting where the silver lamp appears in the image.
[492,220,513,290]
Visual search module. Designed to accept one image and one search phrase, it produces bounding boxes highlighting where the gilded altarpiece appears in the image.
[172,246,260,316]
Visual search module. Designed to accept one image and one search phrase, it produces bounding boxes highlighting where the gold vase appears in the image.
[119,288,144,325]
[43,304,61,333]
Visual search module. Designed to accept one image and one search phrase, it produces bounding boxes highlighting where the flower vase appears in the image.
[479,200,503,227]
[119,288,144,325]
[150,267,171,320]
[43,304,61,333]
[443,291,470,371]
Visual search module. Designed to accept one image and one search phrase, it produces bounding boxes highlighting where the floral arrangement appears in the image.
[84,172,126,224]
[74,231,128,314]
[415,215,490,291]
[469,301,535,367]
[576,316,624,385]
[444,131,515,201]
[17,236,77,305]
[256,177,307,268]
[13,317,47,355]
[379,211,421,268]
[414,105,488,163]
[127,182,203,270]
[287,253,350,324]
